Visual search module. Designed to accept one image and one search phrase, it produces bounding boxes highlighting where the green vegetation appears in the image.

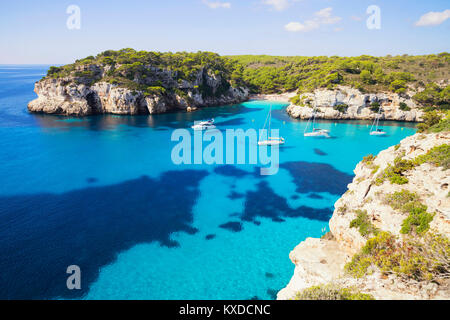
[345,231,450,282]
[419,111,450,133]
[337,205,348,214]
[417,111,443,132]
[43,51,450,120]
[383,190,434,235]
[229,53,450,103]
[399,102,411,111]
[401,207,435,235]
[294,284,375,300]
[369,101,381,113]
[383,190,420,211]
[413,144,450,170]
[44,51,450,112]
[375,157,412,185]
[375,144,449,186]
[362,154,376,165]
[333,103,348,113]
[379,144,447,186]
[45,49,244,99]
[413,83,450,109]
[350,210,379,238]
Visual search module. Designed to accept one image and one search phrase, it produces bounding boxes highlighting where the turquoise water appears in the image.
[0,66,416,300]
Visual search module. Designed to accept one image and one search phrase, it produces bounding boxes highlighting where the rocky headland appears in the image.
[278,131,450,300]
[28,66,249,116]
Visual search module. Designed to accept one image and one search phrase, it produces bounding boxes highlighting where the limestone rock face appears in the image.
[277,238,351,300]
[278,132,450,300]
[28,68,249,116]
[287,86,424,122]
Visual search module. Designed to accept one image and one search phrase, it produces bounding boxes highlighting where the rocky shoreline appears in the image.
[28,68,249,116]
[29,78,426,123]
[286,86,424,122]
[278,132,450,300]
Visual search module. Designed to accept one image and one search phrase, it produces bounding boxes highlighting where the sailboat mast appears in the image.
[268,105,271,136]
[376,107,381,129]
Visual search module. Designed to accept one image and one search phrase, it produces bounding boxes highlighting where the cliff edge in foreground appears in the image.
[279,130,450,300]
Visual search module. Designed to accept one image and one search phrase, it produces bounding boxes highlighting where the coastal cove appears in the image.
[0,65,418,299]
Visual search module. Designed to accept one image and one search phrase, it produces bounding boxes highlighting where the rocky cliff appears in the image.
[278,132,450,300]
[28,67,249,116]
[287,86,424,122]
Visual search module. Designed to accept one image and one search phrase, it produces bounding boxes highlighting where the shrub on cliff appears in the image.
[333,103,348,113]
[350,210,380,238]
[417,111,442,132]
[425,112,450,133]
[399,102,411,111]
[369,102,381,113]
[345,231,450,282]
[413,144,450,170]
[294,284,374,300]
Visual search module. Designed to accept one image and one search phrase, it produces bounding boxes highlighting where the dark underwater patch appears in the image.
[265,272,275,278]
[0,169,208,299]
[267,288,278,300]
[219,221,243,232]
[280,161,353,195]
[86,177,98,183]
[239,181,332,223]
[205,234,216,240]
[313,148,327,156]
[308,193,323,199]
[214,165,253,178]
[228,191,245,200]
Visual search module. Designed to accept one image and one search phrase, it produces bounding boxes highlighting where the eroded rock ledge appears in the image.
[278,132,450,300]
[286,86,424,122]
[28,68,249,116]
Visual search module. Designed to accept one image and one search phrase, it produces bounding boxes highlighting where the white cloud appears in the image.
[415,9,450,26]
[202,0,231,9]
[285,7,341,32]
[262,0,290,11]
[315,7,341,24]
[285,20,319,32]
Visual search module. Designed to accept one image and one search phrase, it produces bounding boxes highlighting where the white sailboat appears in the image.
[304,109,330,137]
[258,105,285,146]
[191,118,216,131]
[370,107,386,136]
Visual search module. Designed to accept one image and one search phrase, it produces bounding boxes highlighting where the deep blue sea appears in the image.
[0,65,416,300]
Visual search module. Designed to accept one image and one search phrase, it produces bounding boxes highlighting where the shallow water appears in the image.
[0,65,416,299]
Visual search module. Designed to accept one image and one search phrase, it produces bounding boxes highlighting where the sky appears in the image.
[0,0,449,64]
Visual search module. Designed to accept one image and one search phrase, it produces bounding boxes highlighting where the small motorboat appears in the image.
[191,119,215,131]
[304,128,330,138]
[258,137,285,146]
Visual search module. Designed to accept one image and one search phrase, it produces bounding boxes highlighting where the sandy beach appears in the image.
[249,91,296,102]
